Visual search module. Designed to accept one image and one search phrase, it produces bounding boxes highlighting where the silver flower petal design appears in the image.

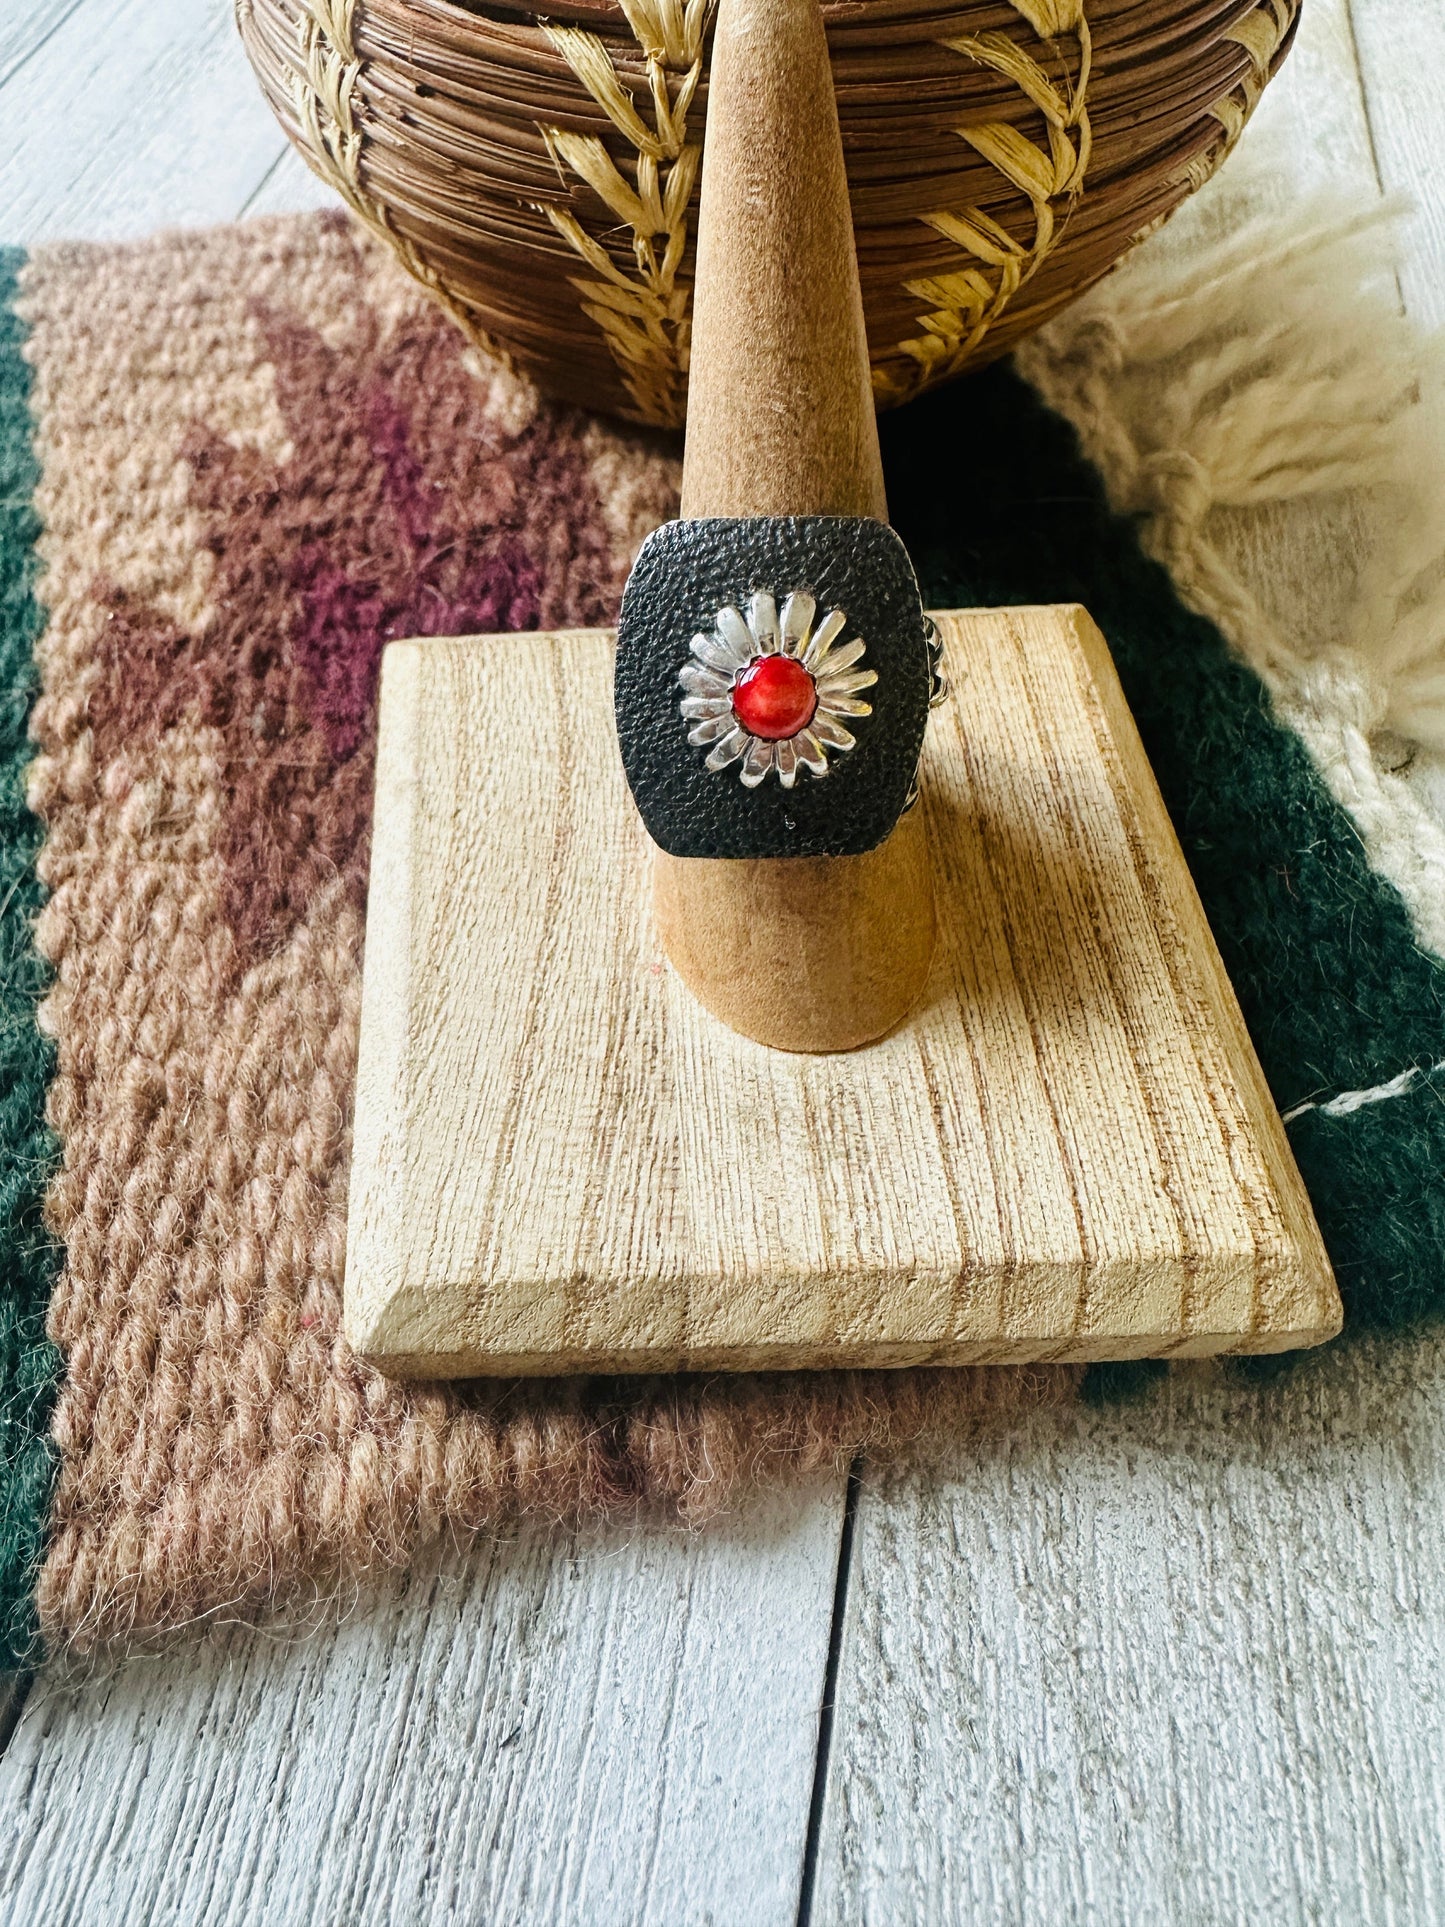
[794,730,830,777]
[741,737,775,787]
[687,713,736,746]
[678,661,730,698]
[681,592,874,786]
[747,590,780,654]
[690,630,742,675]
[814,634,864,675]
[779,592,816,656]
[802,608,846,667]
[716,604,756,663]
[811,714,856,752]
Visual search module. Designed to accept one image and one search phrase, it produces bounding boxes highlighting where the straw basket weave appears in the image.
[236,0,1297,427]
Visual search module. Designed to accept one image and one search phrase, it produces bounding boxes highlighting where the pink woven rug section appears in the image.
[18,216,1058,1648]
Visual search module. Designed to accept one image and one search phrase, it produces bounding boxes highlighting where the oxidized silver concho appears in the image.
[677,590,876,788]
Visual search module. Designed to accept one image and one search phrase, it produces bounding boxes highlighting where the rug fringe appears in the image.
[1019,121,1445,961]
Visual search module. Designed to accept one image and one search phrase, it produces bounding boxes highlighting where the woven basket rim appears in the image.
[238,0,1297,424]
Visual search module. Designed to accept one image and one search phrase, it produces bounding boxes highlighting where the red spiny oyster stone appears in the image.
[731,654,817,741]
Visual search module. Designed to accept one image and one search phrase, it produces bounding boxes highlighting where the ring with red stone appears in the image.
[614,516,933,860]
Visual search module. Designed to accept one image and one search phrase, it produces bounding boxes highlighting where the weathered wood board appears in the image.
[0,1480,847,1927]
[0,0,320,242]
[1349,0,1445,331]
[346,605,1339,1377]
[811,1333,1445,1926]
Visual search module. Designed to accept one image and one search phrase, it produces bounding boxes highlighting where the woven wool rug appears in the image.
[2,141,1444,1661]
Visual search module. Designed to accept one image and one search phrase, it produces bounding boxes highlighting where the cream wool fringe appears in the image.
[1018,127,1445,961]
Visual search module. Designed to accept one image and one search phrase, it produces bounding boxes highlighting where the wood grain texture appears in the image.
[238,139,339,222]
[1350,0,1445,328]
[346,606,1339,1377]
[0,1478,846,1927]
[0,0,84,91]
[812,1336,1445,1926]
[0,0,319,242]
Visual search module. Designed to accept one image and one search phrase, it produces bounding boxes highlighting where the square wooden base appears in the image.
[345,606,1340,1377]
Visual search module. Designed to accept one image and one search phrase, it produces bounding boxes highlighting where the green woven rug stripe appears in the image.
[882,365,1445,1336]
[0,247,62,1671]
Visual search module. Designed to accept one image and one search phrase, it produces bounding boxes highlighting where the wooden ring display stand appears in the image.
[652,0,934,1053]
[343,0,1340,1379]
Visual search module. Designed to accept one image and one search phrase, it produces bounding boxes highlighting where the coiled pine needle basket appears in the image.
[237,0,1297,427]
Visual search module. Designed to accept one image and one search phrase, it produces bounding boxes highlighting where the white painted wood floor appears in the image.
[2,2,1444,1920]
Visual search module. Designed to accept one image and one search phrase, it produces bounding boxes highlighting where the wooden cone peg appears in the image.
[629,0,937,1053]
[678,0,886,523]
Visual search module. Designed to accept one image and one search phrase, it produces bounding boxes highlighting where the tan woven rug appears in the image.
[3,166,1443,1656]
